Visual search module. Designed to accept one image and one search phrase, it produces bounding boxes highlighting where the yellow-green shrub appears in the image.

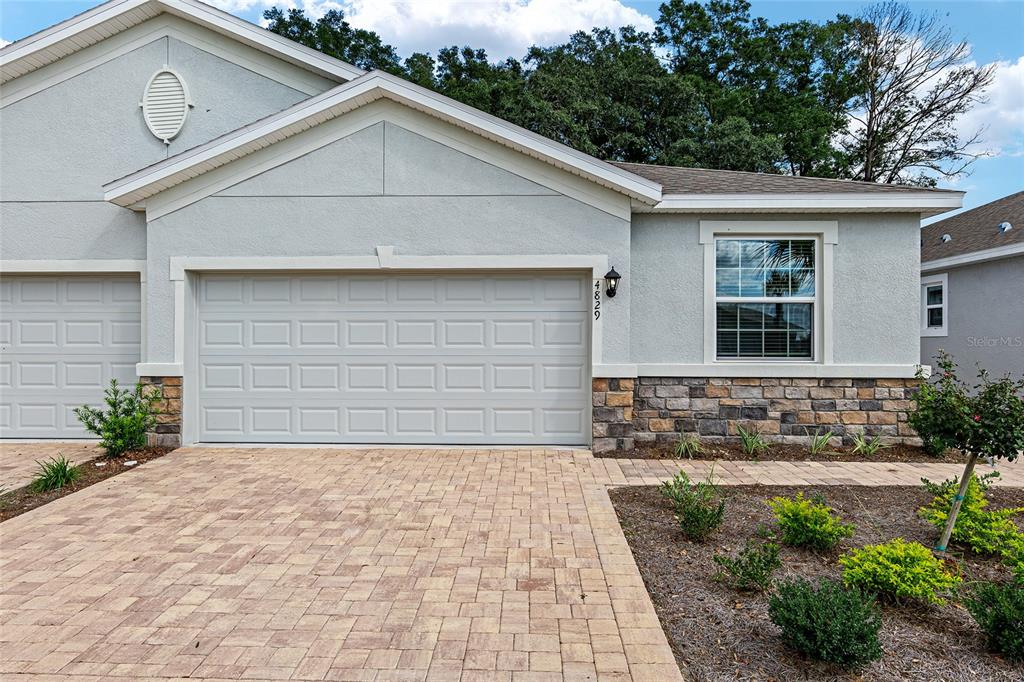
[920,473,1024,584]
[839,539,960,605]
[768,492,854,551]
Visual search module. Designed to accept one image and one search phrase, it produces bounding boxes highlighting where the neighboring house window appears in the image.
[921,273,948,337]
[715,238,817,359]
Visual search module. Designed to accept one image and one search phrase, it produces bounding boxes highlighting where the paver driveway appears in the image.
[0,447,681,682]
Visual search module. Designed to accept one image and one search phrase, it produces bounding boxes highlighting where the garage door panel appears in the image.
[197,273,590,444]
[197,358,584,396]
[1,275,141,439]
[198,274,589,311]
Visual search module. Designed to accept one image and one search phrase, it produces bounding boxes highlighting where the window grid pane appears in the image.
[715,237,816,360]
[716,302,813,359]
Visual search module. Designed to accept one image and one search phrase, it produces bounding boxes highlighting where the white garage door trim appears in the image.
[0,273,143,439]
[192,271,593,445]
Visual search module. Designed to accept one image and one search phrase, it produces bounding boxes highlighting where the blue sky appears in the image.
[2,0,1021,219]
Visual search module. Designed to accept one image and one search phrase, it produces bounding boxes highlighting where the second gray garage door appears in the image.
[196,272,591,444]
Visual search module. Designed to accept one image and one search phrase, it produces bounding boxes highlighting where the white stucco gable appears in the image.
[0,0,363,88]
[102,71,664,217]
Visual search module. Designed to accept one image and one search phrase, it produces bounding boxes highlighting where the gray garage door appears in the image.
[0,275,141,438]
[197,272,591,444]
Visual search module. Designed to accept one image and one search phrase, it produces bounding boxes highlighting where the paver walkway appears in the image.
[0,442,103,492]
[0,446,1019,682]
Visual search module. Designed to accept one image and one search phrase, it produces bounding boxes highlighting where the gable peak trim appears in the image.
[0,0,364,85]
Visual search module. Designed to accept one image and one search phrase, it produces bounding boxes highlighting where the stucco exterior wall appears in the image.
[0,21,324,263]
[629,212,922,367]
[921,256,1024,378]
[144,115,632,365]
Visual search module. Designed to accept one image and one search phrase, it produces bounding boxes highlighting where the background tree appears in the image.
[840,2,995,185]
[262,7,405,74]
[263,2,993,185]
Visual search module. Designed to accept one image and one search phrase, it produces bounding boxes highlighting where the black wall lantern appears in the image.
[604,266,621,297]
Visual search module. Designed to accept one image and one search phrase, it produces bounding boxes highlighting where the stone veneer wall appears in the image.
[592,377,920,453]
[140,376,182,448]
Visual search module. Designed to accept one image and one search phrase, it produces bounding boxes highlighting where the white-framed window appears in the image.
[713,237,819,360]
[921,273,948,337]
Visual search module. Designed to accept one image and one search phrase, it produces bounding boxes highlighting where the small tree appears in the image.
[910,352,1024,552]
[75,380,162,457]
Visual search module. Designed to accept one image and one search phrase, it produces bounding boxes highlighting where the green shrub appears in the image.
[737,424,770,456]
[807,430,834,455]
[768,577,882,668]
[674,432,703,459]
[31,455,80,492]
[851,432,889,456]
[768,492,854,551]
[839,538,960,605]
[911,351,1024,459]
[713,539,781,592]
[659,470,726,541]
[920,473,1024,582]
[75,379,161,457]
[965,581,1024,662]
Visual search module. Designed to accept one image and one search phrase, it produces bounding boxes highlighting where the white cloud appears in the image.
[959,56,1024,158]
[0,38,10,48]
[210,0,655,59]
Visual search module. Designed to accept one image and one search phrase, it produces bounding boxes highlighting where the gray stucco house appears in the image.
[1,0,964,450]
[920,192,1024,379]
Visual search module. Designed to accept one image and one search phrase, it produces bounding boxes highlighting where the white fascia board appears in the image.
[0,0,363,85]
[103,72,663,207]
[922,242,1024,271]
[642,192,963,216]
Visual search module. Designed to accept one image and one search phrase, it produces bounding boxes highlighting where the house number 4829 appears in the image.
[593,280,601,320]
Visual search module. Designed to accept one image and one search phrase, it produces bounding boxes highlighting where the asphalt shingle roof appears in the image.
[920,191,1024,263]
[610,162,964,196]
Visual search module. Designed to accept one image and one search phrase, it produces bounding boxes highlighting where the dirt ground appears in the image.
[599,439,966,464]
[610,483,1023,681]
[0,447,174,522]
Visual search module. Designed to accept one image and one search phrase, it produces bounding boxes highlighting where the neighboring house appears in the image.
[0,0,963,451]
[920,192,1024,379]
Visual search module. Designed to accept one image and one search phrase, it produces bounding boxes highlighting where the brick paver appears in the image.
[0,442,104,492]
[0,447,681,682]
[1,446,1019,682]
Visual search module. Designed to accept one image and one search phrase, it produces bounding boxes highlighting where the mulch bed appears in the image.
[610,484,1023,681]
[0,447,174,522]
[598,440,965,463]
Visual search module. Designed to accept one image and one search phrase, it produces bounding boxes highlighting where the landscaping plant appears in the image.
[713,539,781,592]
[659,469,726,541]
[839,538,961,605]
[75,379,162,458]
[909,352,1024,553]
[675,431,703,459]
[807,430,834,455]
[920,473,1024,583]
[965,581,1024,662]
[737,424,770,456]
[768,577,883,668]
[851,432,889,456]
[768,492,854,551]
[31,455,80,492]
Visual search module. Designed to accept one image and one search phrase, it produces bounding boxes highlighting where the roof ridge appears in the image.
[611,160,962,194]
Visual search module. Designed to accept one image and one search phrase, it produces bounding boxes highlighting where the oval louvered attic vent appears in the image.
[141,68,190,144]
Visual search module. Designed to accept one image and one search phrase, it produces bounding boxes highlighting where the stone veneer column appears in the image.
[140,376,182,448]
[592,378,635,453]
